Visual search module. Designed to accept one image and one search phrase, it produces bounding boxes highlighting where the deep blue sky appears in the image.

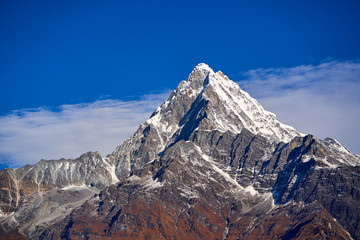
[1,0,360,114]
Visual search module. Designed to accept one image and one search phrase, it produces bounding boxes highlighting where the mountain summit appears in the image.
[149,63,299,143]
[0,64,359,239]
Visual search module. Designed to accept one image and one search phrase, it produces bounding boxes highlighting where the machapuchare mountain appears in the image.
[0,63,359,240]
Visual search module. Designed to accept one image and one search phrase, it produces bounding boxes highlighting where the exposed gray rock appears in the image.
[0,151,115,238]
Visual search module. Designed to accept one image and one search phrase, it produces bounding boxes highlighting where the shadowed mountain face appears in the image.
[0,63,359,240]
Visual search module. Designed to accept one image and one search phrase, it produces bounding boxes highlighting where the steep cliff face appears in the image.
[0,63,359,240]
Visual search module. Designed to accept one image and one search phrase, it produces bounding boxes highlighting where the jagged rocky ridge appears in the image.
[0,63,359,239]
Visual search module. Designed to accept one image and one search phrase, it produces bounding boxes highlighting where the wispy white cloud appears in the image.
[237,60,360,154]
[0,92,170,168]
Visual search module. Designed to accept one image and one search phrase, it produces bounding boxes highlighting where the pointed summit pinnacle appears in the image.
[194,62,211,71]
[190,63,228,85]
[190,63,214,78]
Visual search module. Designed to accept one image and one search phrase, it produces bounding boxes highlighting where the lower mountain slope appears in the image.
[42,133,356,239]
[0,152,118,239]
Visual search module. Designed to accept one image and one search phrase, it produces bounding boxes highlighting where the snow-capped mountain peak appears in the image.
[110,63,303,183]
[147,63,300,144]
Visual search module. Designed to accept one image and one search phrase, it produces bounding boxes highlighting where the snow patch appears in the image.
[301,155,313,163]
[103,157,119,184]
[178,186,199,199]
[128,175,163,190]
[320,157,338,168]
[244,185,259,196]
[61,184,88,190]
[144,177,163,190]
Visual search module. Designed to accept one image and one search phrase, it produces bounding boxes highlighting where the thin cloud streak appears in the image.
[0,92,170,168]
[238,60,360,154]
